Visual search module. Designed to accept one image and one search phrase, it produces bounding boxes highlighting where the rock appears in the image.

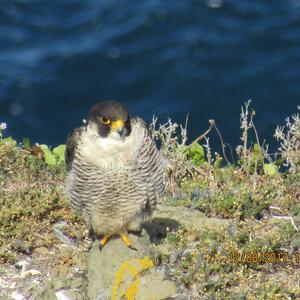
[34,247,49,255]
[153,205,229,231]
[226,224,238,237]
[21,204,233,300]
[24,281,39,294]
[70,277,82,289]
[50,266,72,290]
[55,290,84,300]
[11,291,25,300]
[87,229,155,300]
[35,288,58,300]
[59,246,75,258]
[14,239,32,255]
[85,204,230,299]
[34,238,47,248]
[169,251,180,265]
[291,232,300,252]
[164,295,191,300]
[72,252,87,272]
[136,270,177,300]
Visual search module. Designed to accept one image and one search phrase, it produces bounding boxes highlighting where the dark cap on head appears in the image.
[87,100,131,138]
[88,101,129,122]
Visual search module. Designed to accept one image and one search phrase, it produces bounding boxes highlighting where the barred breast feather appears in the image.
[65,117,165,236]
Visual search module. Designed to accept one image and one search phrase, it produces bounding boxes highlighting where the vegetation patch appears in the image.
[0,138,85,264]
[0,103,299,298]
[157,219,298,298]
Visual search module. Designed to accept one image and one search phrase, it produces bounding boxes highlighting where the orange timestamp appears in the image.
[227,251,300,264]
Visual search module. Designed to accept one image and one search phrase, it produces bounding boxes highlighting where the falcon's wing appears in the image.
[131,117,166,212]
[65,126,84,171]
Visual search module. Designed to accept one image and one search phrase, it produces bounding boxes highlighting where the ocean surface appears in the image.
[0,0,299,155]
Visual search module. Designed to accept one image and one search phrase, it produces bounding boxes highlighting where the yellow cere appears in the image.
[111,256,154,300]
[110,119,125,129]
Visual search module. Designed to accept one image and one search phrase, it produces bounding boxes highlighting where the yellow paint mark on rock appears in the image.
[124,278,139,300]
[138,256,154,269]
[111,256,154,300]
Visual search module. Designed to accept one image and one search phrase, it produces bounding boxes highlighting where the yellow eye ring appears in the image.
[100,116,111,125]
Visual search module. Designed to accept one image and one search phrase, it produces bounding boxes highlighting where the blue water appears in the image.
[0,0,299,154]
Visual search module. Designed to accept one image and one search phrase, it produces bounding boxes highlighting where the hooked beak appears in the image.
[117,126,126,137]
[110,119,126,137]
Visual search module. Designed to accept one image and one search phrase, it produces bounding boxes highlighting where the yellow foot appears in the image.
[120,233,138,251]
[99,235,110,251]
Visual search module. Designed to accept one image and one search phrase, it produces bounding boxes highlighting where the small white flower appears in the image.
[0,122,7,130]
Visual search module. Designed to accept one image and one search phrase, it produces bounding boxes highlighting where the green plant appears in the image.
[183,142,205,166]
[249,143,278,175]
[21,137,66,166]
[39,144,66,166]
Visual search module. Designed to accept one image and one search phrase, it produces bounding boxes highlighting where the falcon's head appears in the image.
[87,101,131,140]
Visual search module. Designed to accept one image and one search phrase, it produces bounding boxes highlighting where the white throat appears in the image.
[78,123,143,168]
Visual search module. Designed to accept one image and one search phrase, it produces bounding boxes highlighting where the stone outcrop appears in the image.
[86,229,176,300]
[12,204,231,299]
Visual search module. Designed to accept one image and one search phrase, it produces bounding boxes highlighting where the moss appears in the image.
[0,139,85,264]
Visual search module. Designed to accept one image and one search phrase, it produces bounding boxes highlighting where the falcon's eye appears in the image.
[100,116,111,125]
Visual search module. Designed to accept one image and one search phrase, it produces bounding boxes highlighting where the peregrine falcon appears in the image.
[65,101,165,250]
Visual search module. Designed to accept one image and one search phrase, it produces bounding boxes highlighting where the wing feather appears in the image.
[65,126,84,171]
[131,117,165,214]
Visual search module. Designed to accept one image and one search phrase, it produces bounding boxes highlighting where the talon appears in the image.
[121,233,138,251]
[99,235,110,251]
